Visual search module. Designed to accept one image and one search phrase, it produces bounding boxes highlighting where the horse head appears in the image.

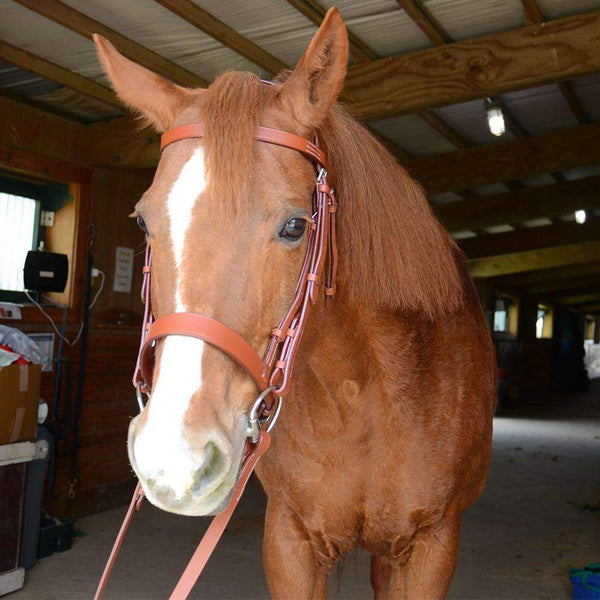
[94,9,349,515]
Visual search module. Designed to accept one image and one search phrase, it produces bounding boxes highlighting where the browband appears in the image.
[161,124,329,173]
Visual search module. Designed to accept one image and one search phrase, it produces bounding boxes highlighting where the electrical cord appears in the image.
[25,270,105,347]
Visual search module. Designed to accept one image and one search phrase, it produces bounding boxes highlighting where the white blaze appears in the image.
[134,148,207,498]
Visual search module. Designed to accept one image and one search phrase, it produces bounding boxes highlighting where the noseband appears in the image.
[132,122,338,440]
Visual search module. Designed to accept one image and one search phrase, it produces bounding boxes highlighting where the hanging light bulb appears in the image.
[575,209,587,224]
[486,98,505,137]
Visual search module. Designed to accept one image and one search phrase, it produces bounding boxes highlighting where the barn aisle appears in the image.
[12,385,600,600]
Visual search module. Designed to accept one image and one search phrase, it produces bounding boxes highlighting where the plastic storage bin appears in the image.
[570,563,600,600]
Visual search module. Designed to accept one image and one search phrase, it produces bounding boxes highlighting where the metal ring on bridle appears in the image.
[247,386,283,442]
[135,384,147,413]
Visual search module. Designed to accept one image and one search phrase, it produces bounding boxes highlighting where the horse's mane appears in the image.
[198,71,466,319]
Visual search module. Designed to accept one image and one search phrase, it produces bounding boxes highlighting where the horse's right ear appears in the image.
[93,34,196,132]
[278,8,348,133]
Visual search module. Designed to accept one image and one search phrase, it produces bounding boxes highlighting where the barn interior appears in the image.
[0,0,599,598]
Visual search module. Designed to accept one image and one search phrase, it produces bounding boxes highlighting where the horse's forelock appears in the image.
[199,72,265,216]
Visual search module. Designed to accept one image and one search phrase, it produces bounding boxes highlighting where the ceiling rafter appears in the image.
[517,278,600,297]
[519,0,588,125]
[492,262,600,290]
[285,0,474,165]
[469,240,600,278]
[521,0,544,24]
[460,220,600,260]
[0,40,120,108]
[394,1,527,200]
[435,176,600,232]
[12,0,207,88]
[285,0,377,62]
[343,10,600,120]
[395,0,452,45]
[408,121,600,193]
[154,0,286,74]
[493,95,565,223]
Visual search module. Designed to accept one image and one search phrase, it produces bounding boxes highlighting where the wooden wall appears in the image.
[0,95,154,517]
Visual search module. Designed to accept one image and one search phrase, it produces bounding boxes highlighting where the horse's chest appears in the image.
[259,432,445,555]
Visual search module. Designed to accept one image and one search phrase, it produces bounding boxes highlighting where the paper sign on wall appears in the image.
[113,246,134,293]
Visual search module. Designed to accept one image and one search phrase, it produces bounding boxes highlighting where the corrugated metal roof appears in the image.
[433,99,517,146]
[34,87,122,122]
[370,113,457,156]
[424,0,525,41]
[539,0,600,19]
[501,84,579,136]
[0,0,598,214]
[321,0,432,56]
[62,0,263,79]
[0,60,61,97]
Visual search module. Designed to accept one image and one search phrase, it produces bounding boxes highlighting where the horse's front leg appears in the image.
[263,496,329,600]
[388,517,461,600]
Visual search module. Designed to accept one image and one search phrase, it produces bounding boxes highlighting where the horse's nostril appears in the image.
[190,442,228,497]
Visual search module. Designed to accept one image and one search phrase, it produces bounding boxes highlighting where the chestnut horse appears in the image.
[94,7,494,599]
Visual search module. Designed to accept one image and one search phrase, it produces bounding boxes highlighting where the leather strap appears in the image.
[93,434,270,600]
[93,482,145,600]
[161,124,329,172]
[169,432,271,599]
[140,313,269,392]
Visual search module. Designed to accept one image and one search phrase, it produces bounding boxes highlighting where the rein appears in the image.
[94,123,337,600]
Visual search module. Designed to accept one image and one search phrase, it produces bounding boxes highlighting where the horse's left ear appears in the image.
[279,7,348,131]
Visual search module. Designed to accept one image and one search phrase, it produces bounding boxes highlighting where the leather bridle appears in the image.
[95,121,337,600]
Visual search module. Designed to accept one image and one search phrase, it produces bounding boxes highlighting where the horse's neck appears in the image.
[291,299,379,414]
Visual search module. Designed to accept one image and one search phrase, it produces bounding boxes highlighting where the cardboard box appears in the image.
[0,364,42,445]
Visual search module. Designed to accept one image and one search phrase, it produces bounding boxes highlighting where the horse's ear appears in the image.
[279,8,348,131]
[93,34,195,132]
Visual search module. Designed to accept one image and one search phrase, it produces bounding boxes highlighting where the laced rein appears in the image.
[95,124,337,600]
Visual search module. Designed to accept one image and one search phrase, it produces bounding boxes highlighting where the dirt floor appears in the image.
[12,383,600,599]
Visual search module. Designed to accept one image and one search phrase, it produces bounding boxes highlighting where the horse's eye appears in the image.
[137,215,148,234]
[280,217,307,241]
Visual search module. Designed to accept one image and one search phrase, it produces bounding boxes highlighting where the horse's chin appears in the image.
[127,420,248,517]
[141,465,240,516]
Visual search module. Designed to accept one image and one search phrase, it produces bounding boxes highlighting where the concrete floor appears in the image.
[12,385,600,600]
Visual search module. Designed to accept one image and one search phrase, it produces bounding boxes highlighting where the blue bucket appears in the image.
[570,564,600,600]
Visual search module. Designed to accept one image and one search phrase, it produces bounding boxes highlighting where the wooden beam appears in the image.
[154,0,286,74]
[521,0,544,25]
[384,3,475,153]
[0,40,120,108]
[569,303,600,313]
[436,176,600,231]
[518,0,588,125]
[555,292,600,306]
[90,117,159,167]
[534,281,600,297]
[558,81,588,124]
[395,0,452,46]
[408,122,600,193]
[492,262,600,289]
[285,0,378,62]
[13,0,206,88]
[0,94,92,168]
[460,220,600,260]
[343,11,600,120]
[469,240,600,278]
